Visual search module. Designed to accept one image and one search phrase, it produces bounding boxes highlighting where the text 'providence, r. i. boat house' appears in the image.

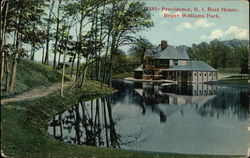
[134,40,218,83]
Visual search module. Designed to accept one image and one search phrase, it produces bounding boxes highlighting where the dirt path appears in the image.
[1,81,73,105]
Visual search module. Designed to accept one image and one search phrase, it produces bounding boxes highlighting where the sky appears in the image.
[131,0,249,47]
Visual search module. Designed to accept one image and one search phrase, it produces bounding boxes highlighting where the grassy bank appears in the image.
[217,67,241,74]
[1,59,69,97]
[113,71,134,79]
[1,80,243,158]
[217,75,248,85]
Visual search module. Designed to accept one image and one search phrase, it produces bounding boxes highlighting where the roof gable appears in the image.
[150,45,190,60]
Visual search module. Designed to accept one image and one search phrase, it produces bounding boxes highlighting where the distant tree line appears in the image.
[188,39,249,74]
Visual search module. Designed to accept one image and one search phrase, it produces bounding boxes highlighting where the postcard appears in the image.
[1,0,249,157]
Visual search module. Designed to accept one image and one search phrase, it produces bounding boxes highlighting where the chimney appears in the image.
[161,40,168,50]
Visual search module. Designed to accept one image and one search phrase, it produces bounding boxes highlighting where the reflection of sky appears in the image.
[47,81,249,155]
[113,102,249,155]
[111,82,249,155]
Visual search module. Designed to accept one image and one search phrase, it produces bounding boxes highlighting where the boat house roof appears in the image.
[148,45,190,60]
[167,60,217,72]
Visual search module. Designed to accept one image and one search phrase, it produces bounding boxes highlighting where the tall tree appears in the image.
[0,0,9,85]
[53,0,62,69]
[5,0,47,93]
[44,0,55,65]
[103,0,153,86]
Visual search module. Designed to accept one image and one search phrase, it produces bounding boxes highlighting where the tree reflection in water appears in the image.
[197,87,249,120]
[46,80,249,154]
[47,96,120,148]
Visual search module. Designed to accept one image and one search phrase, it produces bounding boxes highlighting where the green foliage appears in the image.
[1,59,69,97]
[113,50,139,74]
[128,37,154,64]
[7,0,47,45]
[188,39,248,70]
[217,75,248,85]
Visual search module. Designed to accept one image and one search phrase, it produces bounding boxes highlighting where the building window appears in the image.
[204,73,207,76]
[173,60,178,65]
[209,73,211,76]
[199,73,202,76]
[194,73,197,76]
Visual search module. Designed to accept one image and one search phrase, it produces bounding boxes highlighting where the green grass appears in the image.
[113,71,134,79]
[1,81,243,158]
[217,67,241,74]
[217,75,248,85]
[1,59,70,97]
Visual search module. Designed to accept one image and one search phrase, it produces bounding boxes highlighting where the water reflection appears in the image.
[47,80,249,155]
[47,96,120,148]
[197,87,249,120]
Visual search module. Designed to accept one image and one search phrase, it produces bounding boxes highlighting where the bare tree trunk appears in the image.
[57,30,65,66]
[108,38,117,87]
[80,56,89,88]
[42,45,45,64]
[101,30,111,88]
[60,21,71,97]
[4,53,9,91]
[9,32,20,93]
[1,0,9,83]
[70,55,76,78]
[44,1,55,65]
[53,0,61,69]
[60,49,66,97]
[75,10,84,82]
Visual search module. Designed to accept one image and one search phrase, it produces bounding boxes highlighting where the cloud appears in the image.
[224,26,248,38]
[160,10,169,16]
[202,26,248,39]
[194,19,215,28]
[176,19,215,31]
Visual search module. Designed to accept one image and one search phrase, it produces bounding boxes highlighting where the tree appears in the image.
[44,1,55,65]
[4,0,47,93]
[128,37,154,65]
[0,0,9,84]
[53,0,62,69]
[239,46,248,74]
[103,0,153,86]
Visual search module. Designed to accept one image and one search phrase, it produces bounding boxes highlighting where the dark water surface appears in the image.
[46,79,249,155]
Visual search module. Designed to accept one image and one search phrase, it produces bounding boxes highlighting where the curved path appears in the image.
[1,81,73,105]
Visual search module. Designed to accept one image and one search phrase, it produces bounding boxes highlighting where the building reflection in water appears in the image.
[46,80,249,154]
[134,82,217,105]
[133,82,248,121]
[197,87,249,120]
[47,96,120,148]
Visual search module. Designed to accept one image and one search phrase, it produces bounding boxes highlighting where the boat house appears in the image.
[134,40,218,83]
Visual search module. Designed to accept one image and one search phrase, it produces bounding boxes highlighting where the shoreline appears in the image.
[1,80,246,158]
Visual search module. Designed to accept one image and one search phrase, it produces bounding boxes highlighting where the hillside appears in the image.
[1,60,69,97]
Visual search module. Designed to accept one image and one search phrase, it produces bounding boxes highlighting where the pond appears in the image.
[46,79,249,155]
